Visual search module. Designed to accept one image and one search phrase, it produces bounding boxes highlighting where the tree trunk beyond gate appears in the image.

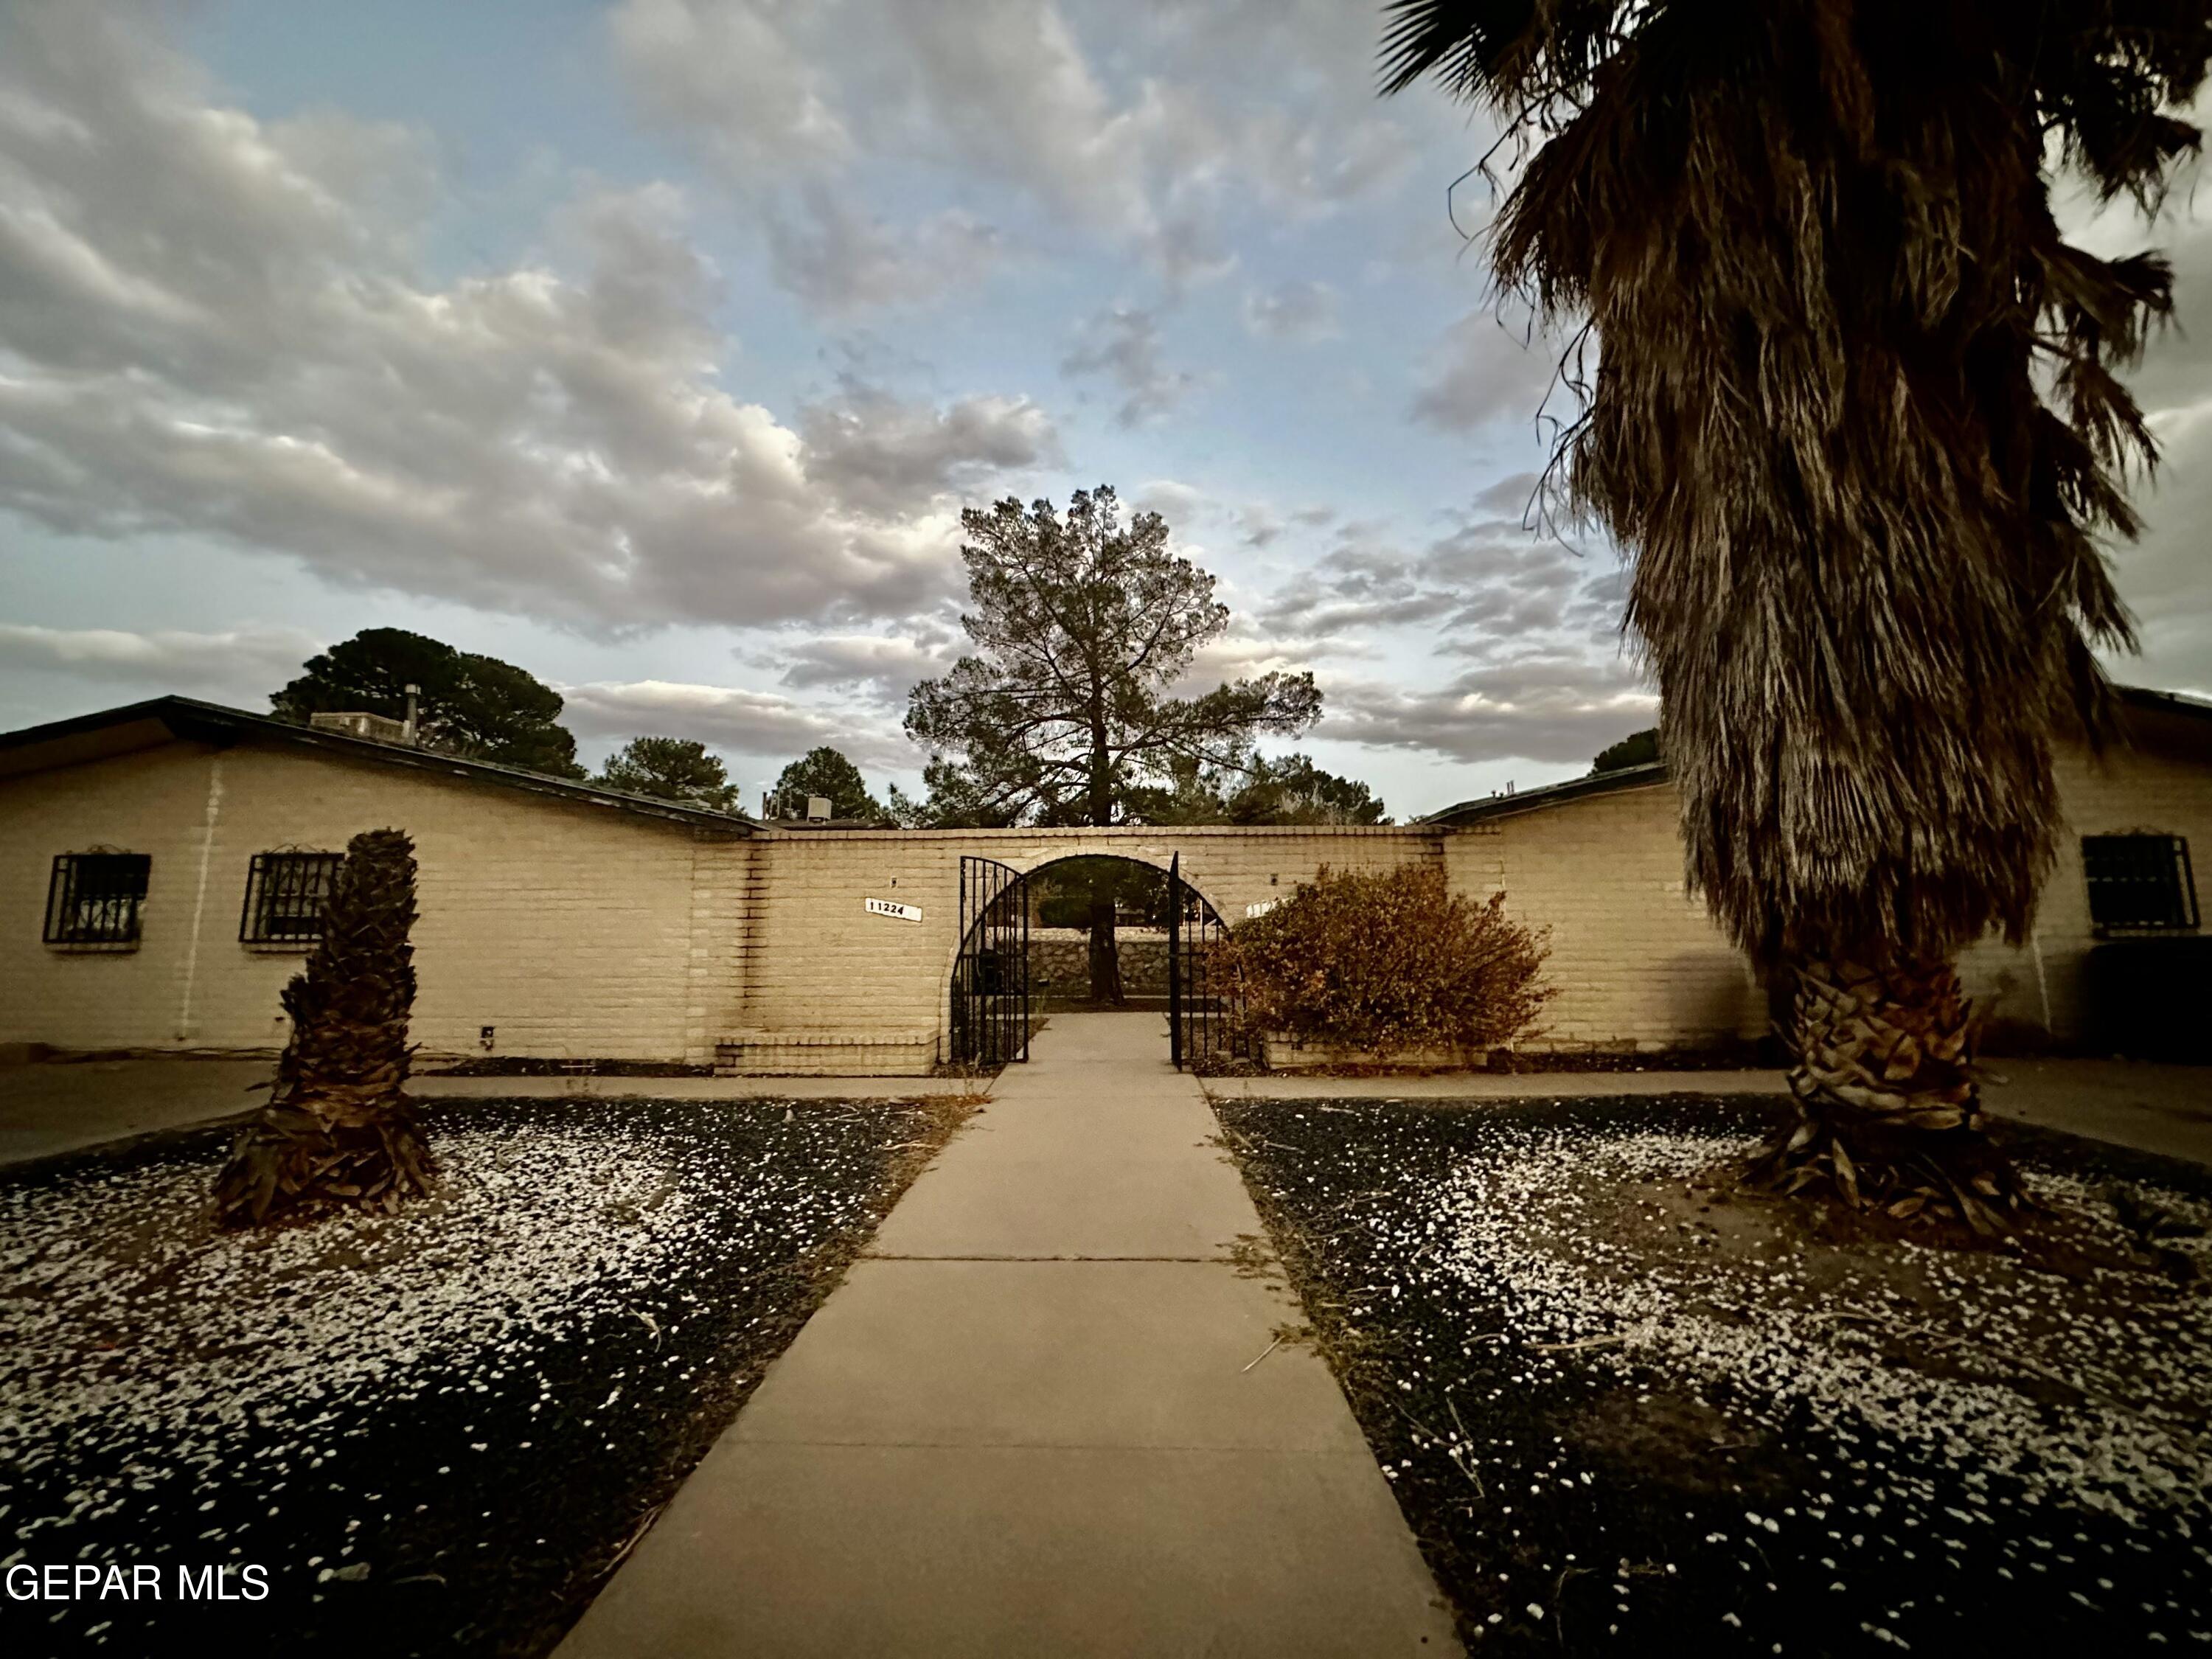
[1087,890,1126,1004]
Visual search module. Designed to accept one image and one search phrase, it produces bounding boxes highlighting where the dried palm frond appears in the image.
[1384,0,2210,1226]
[1385,0,2206,967]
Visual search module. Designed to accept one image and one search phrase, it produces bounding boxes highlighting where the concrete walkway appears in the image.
[557,1012,1459,1658]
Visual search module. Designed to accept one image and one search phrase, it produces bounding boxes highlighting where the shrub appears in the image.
[1215,863,1552,1060]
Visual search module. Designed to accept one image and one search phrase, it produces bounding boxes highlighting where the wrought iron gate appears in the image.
[951,855,1030,1067]
[1165,852,1251,1071]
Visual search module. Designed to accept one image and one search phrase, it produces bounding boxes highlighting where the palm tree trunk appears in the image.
[214,828,434,1228]
[1753,956,2027,1234]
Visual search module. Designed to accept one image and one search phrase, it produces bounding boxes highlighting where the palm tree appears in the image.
[1382,2,2208,1231]
[214,828,434,1227]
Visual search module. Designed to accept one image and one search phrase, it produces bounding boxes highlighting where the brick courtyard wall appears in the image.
[0,741,741,1064]
[1444,779,1768,1051]
[7,714,2205,1072]
[721,825,1441,1073]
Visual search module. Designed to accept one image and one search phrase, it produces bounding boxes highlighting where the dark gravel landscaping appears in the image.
[1216,1093,2212,1655]
[0,1093,970,1656]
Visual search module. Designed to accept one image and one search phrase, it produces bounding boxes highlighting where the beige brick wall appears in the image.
[0,741,742,1063]
[1447,781,1767,1050]
[1957,740,2212,1040]
[726,826,1441,1072]
[7,722,2204,1071]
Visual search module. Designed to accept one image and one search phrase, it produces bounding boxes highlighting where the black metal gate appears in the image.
[951,855,1031,1067]
[1165,852,1251,1071]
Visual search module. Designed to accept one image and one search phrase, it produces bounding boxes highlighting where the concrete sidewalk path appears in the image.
[557,1012,1460,1658]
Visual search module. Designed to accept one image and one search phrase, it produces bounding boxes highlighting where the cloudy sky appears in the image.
[2,1,2207,820]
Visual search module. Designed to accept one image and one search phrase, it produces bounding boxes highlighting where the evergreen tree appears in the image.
[1590,729,1661,776]
[272,628,585,779]
[597,737,740,811]
[906,487,1320,998]
[772,746,887,820]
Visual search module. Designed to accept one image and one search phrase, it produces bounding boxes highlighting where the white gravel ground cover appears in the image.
[1441,1127,2212,1534]
[1222,1096,2212,1655]
[0,1096,933,1652]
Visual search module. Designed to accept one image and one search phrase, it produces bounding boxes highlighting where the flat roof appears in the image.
[0,695,758,834]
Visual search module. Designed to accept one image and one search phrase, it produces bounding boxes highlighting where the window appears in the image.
[2082,834,2199,933]
[44,852,151,948]
[239,851,344,945]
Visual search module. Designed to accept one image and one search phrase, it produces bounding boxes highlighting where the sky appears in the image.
[1,1,2208,821]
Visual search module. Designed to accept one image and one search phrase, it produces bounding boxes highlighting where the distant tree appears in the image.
[887,759,1018,829]
[773,746,887,820]
[1121,754,1235,825]
[1226,754,1390,825]
[596,737,739,811]
[905,487,1321,999]
[272,628,585,779]
[213,829,434,1228]
[1590,729,1661,776]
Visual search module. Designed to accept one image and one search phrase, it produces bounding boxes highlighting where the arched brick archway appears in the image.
[936,848,1235,1068]
[724,823,1443,1075]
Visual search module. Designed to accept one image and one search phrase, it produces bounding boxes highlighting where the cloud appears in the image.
[773,633,961,701]
[764,189,1009,316]
[608,0,853,179]
[1133,479,1208,524]
[1471,470,1542,519]
[1259,515,1593,642]
[0,9,1045,632]
[1242,279,1340,342]
[1062,305,1200,425]
[1319,655,1656,767]
[1408,309,1571,433]
[557,678,911,768]
[799,379,1059,516]
[611,0,1422,294]
[2081,209,2212,696]
[0,623,321,701]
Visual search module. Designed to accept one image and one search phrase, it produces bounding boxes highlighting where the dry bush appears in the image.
[1217,864,1553,1060]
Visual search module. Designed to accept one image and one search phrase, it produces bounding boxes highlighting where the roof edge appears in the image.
[0,695,759,834]
[1423,762,1667,827]
[1421,684,2212,828]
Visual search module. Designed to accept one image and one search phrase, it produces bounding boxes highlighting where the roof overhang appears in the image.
[0,695,759,835]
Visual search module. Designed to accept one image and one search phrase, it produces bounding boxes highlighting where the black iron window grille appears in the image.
[240,850,344,945]
[44,852,151,948]
[2082,834,2199,933]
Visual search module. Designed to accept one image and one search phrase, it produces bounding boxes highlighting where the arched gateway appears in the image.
[948,851,1248,1071]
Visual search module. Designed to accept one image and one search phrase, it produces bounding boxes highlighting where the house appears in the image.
[2,689,2206,1071]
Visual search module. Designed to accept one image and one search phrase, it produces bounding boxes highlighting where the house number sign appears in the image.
[866,897,923,922]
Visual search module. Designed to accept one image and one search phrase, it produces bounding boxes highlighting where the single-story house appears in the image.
[1,690,2205,1071]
